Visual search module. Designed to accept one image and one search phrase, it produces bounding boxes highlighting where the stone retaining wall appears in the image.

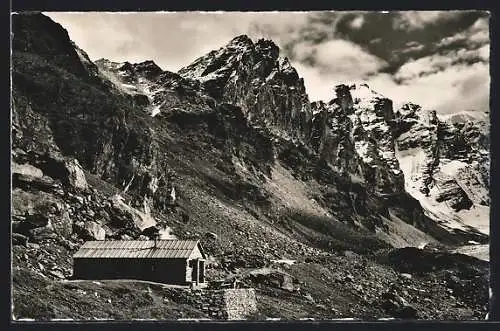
[223,288,258,320]
[171,288,257,320]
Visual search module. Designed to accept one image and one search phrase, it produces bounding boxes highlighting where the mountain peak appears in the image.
[131,60,163,78]
[228,34,254,47]
[136,59,160,67]
[255,38,280,61]
[438,110,489,124]
[95,58,163,78]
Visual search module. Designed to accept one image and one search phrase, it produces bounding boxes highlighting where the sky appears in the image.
[45,11,490,115]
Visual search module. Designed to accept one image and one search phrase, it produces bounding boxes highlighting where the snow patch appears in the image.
[151,105,161,117]
[354,141,374,164]
[453,244,489,261]
[439,160,468,177]
[418,242,428,249]
[438,111,488,124]
[394,145,489,236]
[271,259,296,265]
[349,83,384,102]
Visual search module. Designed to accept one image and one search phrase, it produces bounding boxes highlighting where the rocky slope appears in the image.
[11,13,489,321]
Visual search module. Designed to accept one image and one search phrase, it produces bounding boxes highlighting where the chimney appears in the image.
[153,231,160,248]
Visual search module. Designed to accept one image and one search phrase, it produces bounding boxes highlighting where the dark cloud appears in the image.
[330,11,488,73]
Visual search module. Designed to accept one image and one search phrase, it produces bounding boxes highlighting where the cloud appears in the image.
[349,16,365,29]
[436,17,489,49]
[395,46,489,82]
[367,61,490,114]
[285,38,389,102]
[294,43,490,113]
[393,11,463,30]
[292,62,335,102]
[389,41,427,61]
[45,12,311,71]
[294,56,489,114]
[407,62,489,113]
[292,39,387,76]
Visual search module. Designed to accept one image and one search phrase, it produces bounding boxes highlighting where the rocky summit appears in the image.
[11,13,489,321]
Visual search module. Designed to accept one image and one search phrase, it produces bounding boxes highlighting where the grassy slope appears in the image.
[13,268,207,321]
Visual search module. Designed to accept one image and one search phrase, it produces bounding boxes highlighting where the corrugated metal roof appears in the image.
[73,240,201,259]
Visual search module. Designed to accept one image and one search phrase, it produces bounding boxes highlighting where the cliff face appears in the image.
[92,34,490,241]
[310,84,404,194]
[12,13,178,243]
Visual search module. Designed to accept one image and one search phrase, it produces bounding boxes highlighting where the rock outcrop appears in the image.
[310,84,405,194]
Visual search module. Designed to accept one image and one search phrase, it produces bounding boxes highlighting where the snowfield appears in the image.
[395,143,489,236]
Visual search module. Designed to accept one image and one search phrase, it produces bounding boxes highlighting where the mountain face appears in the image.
[311,84,405,194]
[11,13,489,321]
[177,38,489,239]
[394,103,489,236]
[309,86,489,238]
[178,35,313,140]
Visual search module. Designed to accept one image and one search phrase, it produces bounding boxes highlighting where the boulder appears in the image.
[12,233,29,246]
[85,222,106,240]
[64,159,88,190]
[246,268,299,292]
[51,210,73,238]
[12,173,58,192]
[12,213,50,239]
[380,291,418,319]
[205,232,218,240]
[28,227,58,242]
[28,243,40,249]
[74,221,106,240]
[343,274,355,283]
[49,269,65,279]
[396,305,419,319]
[12,162,44,178]
[24,213,50,228]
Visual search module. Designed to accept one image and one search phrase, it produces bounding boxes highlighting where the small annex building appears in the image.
[72,240,207,287]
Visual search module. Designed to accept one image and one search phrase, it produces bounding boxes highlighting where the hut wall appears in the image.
[73,258,189,285]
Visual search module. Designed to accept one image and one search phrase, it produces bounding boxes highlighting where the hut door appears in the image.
[199,261,205,283]
[191,260,199,284]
